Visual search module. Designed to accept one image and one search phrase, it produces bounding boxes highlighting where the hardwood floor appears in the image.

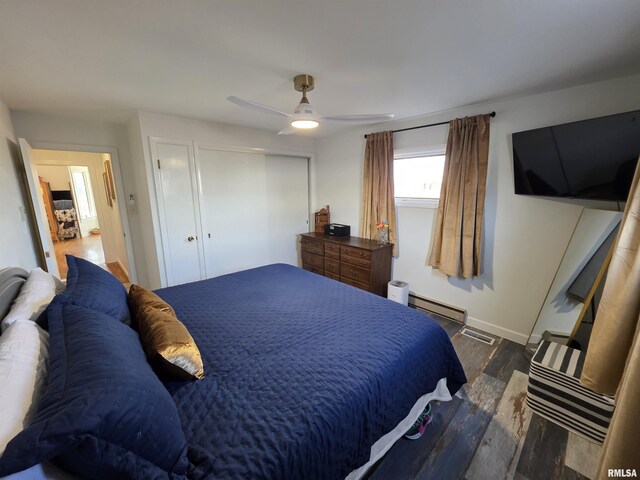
[367,315,601,480]
[53,234,129,284]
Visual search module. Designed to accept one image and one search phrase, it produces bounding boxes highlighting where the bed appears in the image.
[0,261,466,479]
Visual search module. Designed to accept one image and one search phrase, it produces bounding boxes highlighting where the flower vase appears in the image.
[377,228,389,245]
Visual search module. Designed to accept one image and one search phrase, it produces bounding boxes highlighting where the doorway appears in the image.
[32,149,131,285]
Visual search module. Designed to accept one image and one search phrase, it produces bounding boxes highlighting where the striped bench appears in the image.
[526,340,615,444]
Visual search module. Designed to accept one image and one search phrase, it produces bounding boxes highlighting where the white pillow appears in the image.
[1,268,58,332]
[0,320,49,454]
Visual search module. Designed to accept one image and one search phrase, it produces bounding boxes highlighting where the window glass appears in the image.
[394,155,445,199]
[71,170,96,219]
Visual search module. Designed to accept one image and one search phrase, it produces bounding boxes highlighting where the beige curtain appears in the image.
[360,131,397,256]
[580,158,640,477]
[428,114,491,278]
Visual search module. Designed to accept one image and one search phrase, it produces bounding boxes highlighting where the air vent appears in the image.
[408,294,466,323]
[461,328,495,345]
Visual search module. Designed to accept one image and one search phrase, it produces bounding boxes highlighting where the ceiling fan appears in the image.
[227,74,394,134]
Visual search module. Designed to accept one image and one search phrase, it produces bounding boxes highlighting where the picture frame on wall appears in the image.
[104,159,116,201]
[103,172,113,207]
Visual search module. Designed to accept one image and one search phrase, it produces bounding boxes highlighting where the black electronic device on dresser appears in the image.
[324,223,351,237]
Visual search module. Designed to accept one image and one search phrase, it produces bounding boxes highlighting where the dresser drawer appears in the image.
[325,272,340,281]
[325,249,340,260]
[341,254,371,269]
[324,257,340,274]
[301,238,324,256]
[303,264,323,275]
[325,242,340,253]
[325,242,340,260]
[340,276,369,291]
[340,263,370,284]
[302,251,324,269]
[341,246,371,262]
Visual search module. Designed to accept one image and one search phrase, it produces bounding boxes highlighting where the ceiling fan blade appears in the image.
[320,113,395,124]
[227,96,291,117]
[277,126,296,135]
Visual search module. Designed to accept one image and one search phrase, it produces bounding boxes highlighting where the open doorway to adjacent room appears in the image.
[32,149,130,285]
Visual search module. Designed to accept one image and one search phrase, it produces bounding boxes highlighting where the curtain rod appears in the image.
[364,111,496,139]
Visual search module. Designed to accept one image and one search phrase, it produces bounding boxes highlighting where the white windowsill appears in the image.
[395,197,439,209]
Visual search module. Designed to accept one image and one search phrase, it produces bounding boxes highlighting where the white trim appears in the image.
[346,377,452,480]
[395,197,439,209]
[466,315,529,345]
[394,144,447,159]
[25,141,138,284]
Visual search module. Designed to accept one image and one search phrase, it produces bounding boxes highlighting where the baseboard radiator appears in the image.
[408,293,466,324]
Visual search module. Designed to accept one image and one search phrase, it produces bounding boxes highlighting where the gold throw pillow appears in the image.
[137,305,205,380]
[128,284,175,328]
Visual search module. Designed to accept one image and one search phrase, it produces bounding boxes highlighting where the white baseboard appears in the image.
[528,333,542,345]
[465,316,529,345]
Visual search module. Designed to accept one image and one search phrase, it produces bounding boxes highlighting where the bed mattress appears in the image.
[156,264,466,479]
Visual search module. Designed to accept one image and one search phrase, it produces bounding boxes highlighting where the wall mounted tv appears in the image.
[513,110,639,201]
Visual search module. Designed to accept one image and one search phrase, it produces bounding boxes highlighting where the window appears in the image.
[70,167,97,219]
[394,153,445,207]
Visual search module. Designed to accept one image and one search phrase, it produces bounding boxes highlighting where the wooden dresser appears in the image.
[300,232,393,297]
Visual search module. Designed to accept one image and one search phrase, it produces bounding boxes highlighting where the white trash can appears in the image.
[387,280,409,306]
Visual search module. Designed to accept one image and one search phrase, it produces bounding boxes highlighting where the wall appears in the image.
[0,99,39,270]
[36,164,71,191]
[315,74,640,344]
[10,111,138,282]
[130,111,317,288]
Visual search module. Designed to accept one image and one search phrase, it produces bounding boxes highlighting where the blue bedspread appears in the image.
[156,264,466,480]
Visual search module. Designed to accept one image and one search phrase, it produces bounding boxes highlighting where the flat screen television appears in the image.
[512,110,640,201]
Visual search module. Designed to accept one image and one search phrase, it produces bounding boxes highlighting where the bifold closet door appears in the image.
[198,149,269,278]
[151,140,204,286]
[197,149,309,278]
[265,155,309,265]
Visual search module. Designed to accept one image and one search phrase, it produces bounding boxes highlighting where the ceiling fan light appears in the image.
[291,119,319,129]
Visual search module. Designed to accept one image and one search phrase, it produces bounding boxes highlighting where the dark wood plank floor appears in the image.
[366,314,594,480]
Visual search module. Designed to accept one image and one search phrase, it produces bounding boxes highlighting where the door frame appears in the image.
[24,141,138,283]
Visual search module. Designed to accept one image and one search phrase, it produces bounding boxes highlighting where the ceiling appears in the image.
[1,0,640,137]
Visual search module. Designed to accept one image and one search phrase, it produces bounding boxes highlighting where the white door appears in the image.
[151,139,204,286]
[197,148,270,278]
[265,155,309,265]
[18,138,60,277]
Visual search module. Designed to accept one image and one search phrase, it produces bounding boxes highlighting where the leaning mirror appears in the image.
[527,208,622,354]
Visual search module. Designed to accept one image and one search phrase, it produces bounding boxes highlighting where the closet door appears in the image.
[198,148,269,278]
[151,139,204,286]
[265,155,309,265]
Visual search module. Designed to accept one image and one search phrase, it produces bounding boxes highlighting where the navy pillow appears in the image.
[64,254,130,324]
[0,303,189,479]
